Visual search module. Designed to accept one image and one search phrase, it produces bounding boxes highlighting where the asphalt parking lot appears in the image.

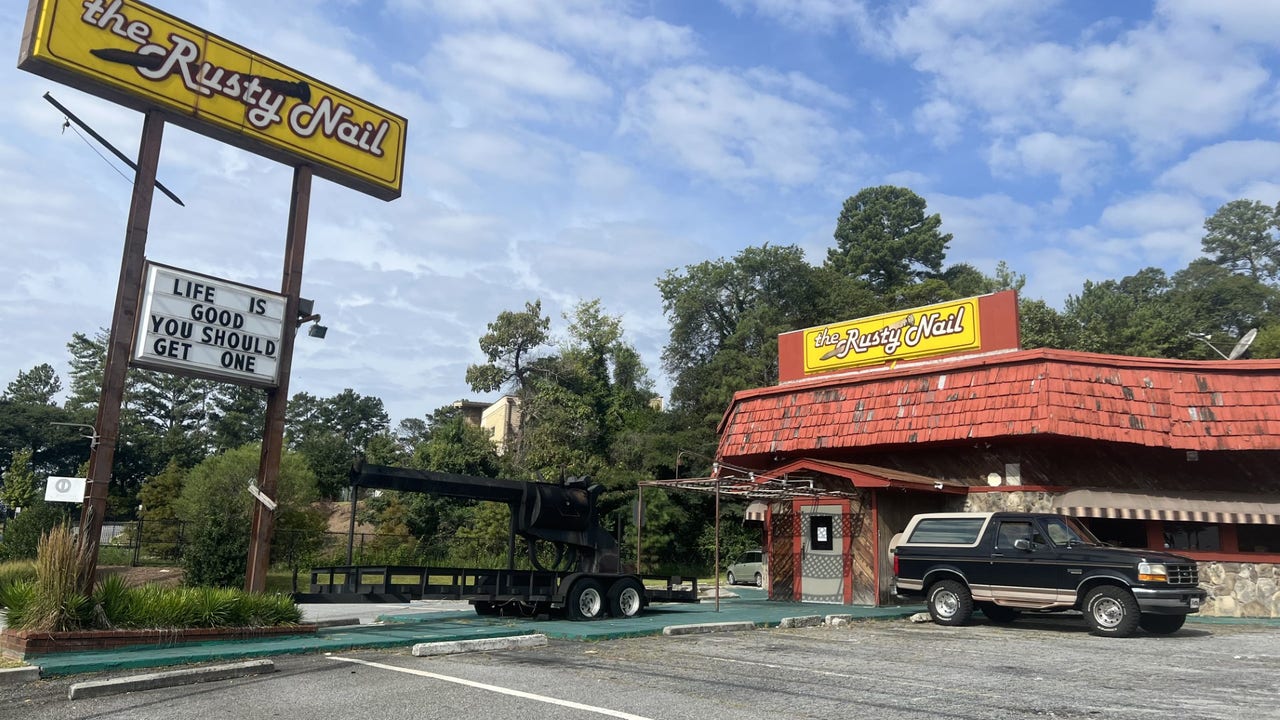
[4,614,1278,720]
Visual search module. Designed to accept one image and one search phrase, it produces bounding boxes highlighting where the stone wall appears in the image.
[1200,562,1280,619]
[962,490,1280,618]
[963,491,1056,514]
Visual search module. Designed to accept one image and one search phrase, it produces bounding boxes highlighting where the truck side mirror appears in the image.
[1013,538,1033,551]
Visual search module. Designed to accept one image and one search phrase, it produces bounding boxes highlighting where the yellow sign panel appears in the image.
[802,298,981,374]
[19,0,405,200]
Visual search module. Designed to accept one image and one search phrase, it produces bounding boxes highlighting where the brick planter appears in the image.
[1,624,317,660]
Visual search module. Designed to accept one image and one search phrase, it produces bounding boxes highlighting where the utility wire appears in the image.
[64,120,135,187]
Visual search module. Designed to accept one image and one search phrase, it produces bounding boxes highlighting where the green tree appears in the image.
[137,459,185,559]
[1062,269,1190,357]
[1202,199,1280,283]
[658,244,831,427]
[287,389,390,499]
[64,330,110,414]
[0,447,38,512]
[130,370,211,469]
[465,300,552,395]
[208,385,266,453]
[3,364,62,406]
[177,444,317,587]
[273,506,329,592]
[1169,258,1278,356]
[825,186,951,299]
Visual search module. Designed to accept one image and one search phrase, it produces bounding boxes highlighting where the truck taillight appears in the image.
[893,553,899,576]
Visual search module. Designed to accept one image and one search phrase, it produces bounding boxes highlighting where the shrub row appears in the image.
[0,574,301,631]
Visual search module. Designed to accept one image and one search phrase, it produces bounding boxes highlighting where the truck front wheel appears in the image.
[1138,613,1186,635]
[1083,585,1140,637]
[927,580,974,626]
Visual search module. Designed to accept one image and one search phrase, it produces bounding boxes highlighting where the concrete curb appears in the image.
[0,666,40,685]
[67,659,276,700]
[662,621,756,636]
[311,617,362,629]
[412,634,547,656]
[779,615,824,629]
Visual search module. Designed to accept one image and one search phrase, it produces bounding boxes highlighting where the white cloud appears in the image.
[424,33,611,123]
[927,192,1038,267]
[1099,193,1206,232]
[398,0,699,66]
[720,0,873,34]
[877,0,1269,160]
[913,97,964,148]
[621,66,844,187]
[1157,140,1280,200]
[987,132,1113,197]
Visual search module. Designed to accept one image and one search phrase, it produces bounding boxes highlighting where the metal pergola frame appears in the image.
[635,472,862,610]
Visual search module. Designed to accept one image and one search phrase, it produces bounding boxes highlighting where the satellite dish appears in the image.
[1228,328,1258,360]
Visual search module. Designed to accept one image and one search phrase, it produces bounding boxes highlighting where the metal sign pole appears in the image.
[244,165,312,593]
[78,109,165,595]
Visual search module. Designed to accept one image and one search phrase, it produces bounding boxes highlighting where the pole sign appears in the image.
[18,0,406,200]
[133,261,286,387]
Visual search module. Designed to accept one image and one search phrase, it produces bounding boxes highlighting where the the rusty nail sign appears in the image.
[19,0,406,200]
[802,297,982,374]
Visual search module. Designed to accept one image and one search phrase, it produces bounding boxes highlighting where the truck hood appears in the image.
[1068,545,1195,564]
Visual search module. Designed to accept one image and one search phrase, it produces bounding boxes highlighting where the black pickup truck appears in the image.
[891,512,1207,637]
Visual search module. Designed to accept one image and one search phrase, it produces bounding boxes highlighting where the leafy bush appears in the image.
[92,573,137,627]
[3,576,300,630]
[182,511,248,588]
[0,501,71,561]
[0,580,34,627]
[0,560,36,593]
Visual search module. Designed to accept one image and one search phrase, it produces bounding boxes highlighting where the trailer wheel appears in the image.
[472,601,499,616]
[568,579,605,620]
[608,578,645,618]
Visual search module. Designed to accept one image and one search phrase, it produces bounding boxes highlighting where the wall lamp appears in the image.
[296,297,328,339]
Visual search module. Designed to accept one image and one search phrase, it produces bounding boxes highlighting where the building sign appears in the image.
[133,261,286,387]
[777,290,1021,382]
[19,0,406,200]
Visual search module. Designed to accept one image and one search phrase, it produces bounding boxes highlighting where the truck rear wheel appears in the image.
[927,580,974,626]
[568,579,605,620]
[608,578,645,618]
[1084,585,1140,637]
[1138,613,1186,635]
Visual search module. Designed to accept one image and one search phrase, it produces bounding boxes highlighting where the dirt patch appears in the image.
[320,500,375,535]
[97,565,185,588]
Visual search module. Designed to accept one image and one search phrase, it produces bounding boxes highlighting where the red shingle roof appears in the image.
[717,348,1280,461]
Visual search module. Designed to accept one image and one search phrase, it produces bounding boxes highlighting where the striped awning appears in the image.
[1051,489,1280,526]
[744,500,768,522]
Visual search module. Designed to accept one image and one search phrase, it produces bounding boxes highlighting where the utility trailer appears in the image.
[292,461,699,619]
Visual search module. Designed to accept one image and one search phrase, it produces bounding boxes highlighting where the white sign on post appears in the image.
[45,476,87,503]
[133,262,287,387]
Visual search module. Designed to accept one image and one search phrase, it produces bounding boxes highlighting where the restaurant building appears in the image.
[711,290,1280,618]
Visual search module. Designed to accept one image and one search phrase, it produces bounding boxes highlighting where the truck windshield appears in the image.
[1043,516,1102,546]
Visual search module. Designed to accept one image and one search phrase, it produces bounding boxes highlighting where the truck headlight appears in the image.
[1138,562,1168,582]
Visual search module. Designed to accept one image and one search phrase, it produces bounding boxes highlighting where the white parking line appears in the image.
[328,656,655,720]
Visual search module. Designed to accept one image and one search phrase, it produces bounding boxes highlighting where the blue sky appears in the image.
[4,0,1280,424]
